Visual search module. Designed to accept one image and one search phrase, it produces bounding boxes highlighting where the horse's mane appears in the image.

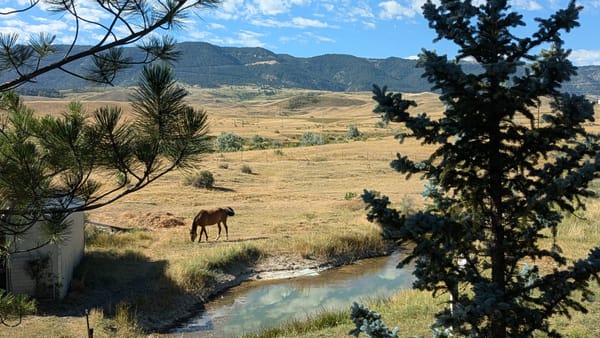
[222,207,235,216]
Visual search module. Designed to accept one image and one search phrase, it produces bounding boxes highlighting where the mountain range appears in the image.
[5,42,600,97]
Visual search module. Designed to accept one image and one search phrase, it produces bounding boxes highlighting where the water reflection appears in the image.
[169,252,414,337]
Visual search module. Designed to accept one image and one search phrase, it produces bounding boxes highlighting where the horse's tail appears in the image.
[223,207,235,216]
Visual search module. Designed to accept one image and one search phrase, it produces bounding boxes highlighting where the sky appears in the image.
[2,0,600,66]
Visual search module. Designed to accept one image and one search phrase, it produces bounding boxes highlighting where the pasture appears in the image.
[3,86,599,337]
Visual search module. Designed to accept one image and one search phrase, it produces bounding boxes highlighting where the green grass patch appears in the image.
[301,232,390,262]
[177,243,263,290]
[85,226,153,249]
[244,308,350,338]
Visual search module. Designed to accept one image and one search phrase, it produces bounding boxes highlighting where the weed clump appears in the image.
[241,164,253,174]
[183,170,215,189]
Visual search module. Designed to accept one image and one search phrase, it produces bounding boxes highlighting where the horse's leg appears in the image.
[200,226,208,242]
[215,223,222,240]
[223,219,229,241]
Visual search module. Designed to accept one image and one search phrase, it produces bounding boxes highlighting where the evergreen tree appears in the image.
[363,1,600,336]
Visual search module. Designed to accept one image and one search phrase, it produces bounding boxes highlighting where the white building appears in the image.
[2,208,85,300]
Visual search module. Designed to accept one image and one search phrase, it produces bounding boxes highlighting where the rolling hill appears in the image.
[3,42,600,96]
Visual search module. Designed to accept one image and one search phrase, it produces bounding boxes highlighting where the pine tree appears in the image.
[0,1,220,325]
[364,1,600,336]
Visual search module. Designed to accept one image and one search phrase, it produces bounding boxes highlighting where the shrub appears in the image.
[346,125,362,139]
[241,164,253,174]
[375,121,386,129]
[249,134,271,150]
[345,192,357,200]
[215,132,244,152]
[300,132,327,146]
[183,170,214,189]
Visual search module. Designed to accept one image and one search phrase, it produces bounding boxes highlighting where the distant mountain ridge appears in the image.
[4,42,600,96]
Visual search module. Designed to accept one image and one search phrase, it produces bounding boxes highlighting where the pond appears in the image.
[169,251,415,337]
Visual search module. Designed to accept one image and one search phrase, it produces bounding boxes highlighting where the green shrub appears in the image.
[249,134,271,150]
[375,121,387,128]
[300,132,327,146]
[183,170,215,189]
[215,132,244,152]
[346,125,362,139]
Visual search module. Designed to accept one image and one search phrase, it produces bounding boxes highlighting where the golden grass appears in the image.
[5,87,599,337]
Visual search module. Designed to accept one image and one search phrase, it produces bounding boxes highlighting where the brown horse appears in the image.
[190,207,235,242]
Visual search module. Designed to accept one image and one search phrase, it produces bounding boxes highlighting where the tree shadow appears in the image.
[193,236,270,245]
[35,250,200,333]
[210,186,235,192]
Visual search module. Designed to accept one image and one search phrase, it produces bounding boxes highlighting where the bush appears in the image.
[346,125,362,139]
[183,170,214,189]
[215,132,244,152]
[249,134,271,150]
[241,164,253,174]
[344,192,357,200]
[300,132,327,146]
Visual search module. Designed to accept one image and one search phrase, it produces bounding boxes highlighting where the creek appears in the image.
[168,251,415,337]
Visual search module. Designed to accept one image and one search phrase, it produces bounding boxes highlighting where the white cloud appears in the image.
[510,0,543,11]
[224,30,266,48]
[1,16,69,42]
[304,31,335,43]
[586,0,600,8]
[290,17,332,28]
[570,49,600,66]
[208,23,226,30]
[279,31,335,46]
[347,2,375,20]
[378,1,420,20]
[252,0,311,16]
[251,16,334,29]
[363,21,376,29]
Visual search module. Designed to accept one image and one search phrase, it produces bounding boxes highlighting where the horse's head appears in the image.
[190,230,197,242]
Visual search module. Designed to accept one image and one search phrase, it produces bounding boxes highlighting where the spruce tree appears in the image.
[363,1,600,336]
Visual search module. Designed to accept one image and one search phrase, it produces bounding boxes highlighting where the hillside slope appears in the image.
[3,42,600,95]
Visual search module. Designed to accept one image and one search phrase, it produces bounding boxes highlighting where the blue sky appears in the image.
[2,0,600,66]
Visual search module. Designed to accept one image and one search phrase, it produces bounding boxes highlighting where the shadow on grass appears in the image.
[210,185,235,192]
[192,236,270,245]
[36,250,192,331]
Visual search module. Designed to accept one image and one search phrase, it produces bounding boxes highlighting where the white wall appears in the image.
[6,210,84,299]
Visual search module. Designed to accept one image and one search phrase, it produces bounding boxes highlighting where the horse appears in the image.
[190,207,235,242]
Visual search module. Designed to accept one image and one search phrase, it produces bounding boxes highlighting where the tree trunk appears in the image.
[489,113,507,338]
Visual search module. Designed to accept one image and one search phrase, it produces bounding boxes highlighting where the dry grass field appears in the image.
[2,86,599,337]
